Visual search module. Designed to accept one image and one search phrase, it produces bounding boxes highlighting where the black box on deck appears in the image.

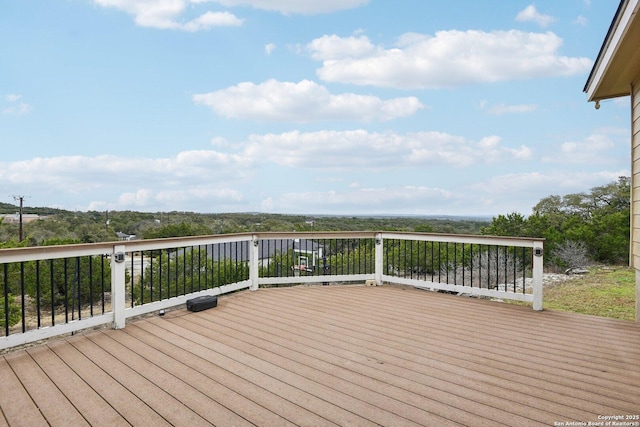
[186,295,218,312]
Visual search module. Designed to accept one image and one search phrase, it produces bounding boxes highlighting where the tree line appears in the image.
[1,177,631,330]
[480,176,630,268]
[1,176,631,268]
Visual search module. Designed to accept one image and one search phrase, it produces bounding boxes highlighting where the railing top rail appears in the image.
[0,242,115,263]
[0,230,544,264]
[0,233,253,263]
[252,231,379,240]
[381,232,545,247]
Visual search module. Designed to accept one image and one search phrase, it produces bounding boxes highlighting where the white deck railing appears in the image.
[1,232,543,351]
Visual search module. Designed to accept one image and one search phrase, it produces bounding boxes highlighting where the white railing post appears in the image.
[111,244,127,329]
[375,233,383,286]
[532,241,544,311]
[250,235,259,291]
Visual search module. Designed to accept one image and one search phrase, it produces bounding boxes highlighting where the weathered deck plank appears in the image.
[1,285,639,426]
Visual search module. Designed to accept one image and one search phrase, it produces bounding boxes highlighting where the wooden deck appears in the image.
[1,285,639,426]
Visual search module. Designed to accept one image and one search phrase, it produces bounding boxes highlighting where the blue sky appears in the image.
[0,0,631,216]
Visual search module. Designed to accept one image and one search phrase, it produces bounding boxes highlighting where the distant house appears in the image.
[180,238,325,272]
[584,0,640,321]
[210,238,323,268]
[0,213,40,224]
[115,231,137,241]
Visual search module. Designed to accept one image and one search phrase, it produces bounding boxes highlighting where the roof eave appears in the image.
[583,0,635,102]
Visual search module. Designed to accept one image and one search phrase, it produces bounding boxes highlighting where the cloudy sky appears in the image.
[0,0,631,216]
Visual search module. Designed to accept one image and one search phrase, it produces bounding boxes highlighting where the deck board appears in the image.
[4,349,88,426]
[26,345,128,427]
[1,285,639,426]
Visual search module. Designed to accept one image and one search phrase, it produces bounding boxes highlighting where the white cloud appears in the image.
[193,79,423,122]
[92,0,367,28]
[0,150,247,198]
[2,94,32,115]
[182,11,242,30]
[93,0,243,30]
[264,43,276,54]
[481,102,538,115]
[557,135,615,164]
[0,127,535,212]
[210,0,369,15]
[241,130,532,169]
[5,94,22,102]
[260,171,624,215]
[516,5,555,28]
[307,30,591,89]
[573,15,589,26]
[210,136,230,147]
[261,186,462,215]
[463,171,629,215]
[471,170,628,213]
[118,187,244,209]
[539,128,628,164]
[306,34,378,61]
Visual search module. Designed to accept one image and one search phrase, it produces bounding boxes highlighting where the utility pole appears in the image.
[11,195,26,241]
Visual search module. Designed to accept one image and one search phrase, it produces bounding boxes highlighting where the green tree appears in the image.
[142,222,211,239]
[480,212,529,237]
[483,177,630,267]
[134,250,248,305]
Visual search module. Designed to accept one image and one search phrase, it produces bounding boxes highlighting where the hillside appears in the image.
[0,206,491,246]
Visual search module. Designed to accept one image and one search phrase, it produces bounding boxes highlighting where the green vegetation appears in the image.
[1,177,635,322]
[542,267,635,321]
[481,176,630,268]
[0,207,491,246]
[0,295,21,329]
[1,255,111,312]
[132,252,248,305]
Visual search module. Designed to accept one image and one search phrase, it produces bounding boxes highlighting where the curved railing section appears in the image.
[1,232,543,351]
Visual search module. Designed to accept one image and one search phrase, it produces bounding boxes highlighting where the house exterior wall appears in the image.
[633,77,640,319]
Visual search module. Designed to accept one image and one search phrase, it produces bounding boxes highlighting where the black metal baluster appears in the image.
[36,260,41,328]
[3,263,9,336]
[64,258,69,324]
[130,252,135,307]
[88,256,94,317]
[503,246,508,291]
[176,248,181,297]
[20,262,25,332]
[159,250,163,300]
[453,243,457,285]
[462,243,465,287]
[495,246,499,290]
[183,247,187,296]
[469,243,473,288]
[445,242,449,284]
[513,247,517,293]
[522,247,527,293]
[50,259,55,326]
[485,247,490,289]
[76,257,81,320]
[430,241,434,282]
[437,242,442,283]
[197,246,201,292]
[101,255,105,314]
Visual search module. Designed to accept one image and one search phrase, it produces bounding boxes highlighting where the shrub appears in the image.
[0,295,21,330]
